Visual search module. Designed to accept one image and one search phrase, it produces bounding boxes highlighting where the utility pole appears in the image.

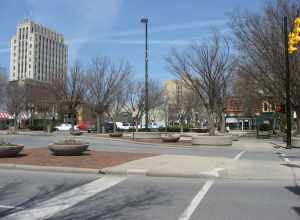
[141,18,149,130]
[284,16,292,148]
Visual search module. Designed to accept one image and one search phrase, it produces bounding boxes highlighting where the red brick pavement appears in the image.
[0,148,156,169]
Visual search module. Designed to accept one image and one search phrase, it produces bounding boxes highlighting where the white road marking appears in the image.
[199,168,225,177]
[0,205,23,210]
[178,179,214,220]
[5,176,127,220]
[127,169,148,175]
[233,151,246,160]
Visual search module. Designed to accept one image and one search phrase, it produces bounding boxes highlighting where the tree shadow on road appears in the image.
[49,189,171,220]
[282,163,300,168]
[285,186,300,217]
[0,181,76,218]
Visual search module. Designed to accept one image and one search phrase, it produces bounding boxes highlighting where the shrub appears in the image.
[109,133,123,137]
[0,139,15,146]
[55,139,86,145]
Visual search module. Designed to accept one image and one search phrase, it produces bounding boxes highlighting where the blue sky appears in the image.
[0,0,265,82]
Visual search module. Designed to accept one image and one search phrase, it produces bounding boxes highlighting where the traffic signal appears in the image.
[288,17,300,54]
[288,32,298,54]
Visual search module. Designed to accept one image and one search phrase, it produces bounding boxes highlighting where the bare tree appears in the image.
[6,81,26,128]
[54,61,86,129]
[86,57,132,133]
[230,0,300,133]
[125,79,164,128]
[108,80,130,133]
[0,68,7,107]
[167,33,235,135]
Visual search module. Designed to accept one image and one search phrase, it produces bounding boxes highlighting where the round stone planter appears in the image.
[161,134,180,142]
[132,132,161,139]
[231,134,239,141]
[48,143,89,156]
[70,131,83,136]
[0,145,24,157]
[192,135,232,146]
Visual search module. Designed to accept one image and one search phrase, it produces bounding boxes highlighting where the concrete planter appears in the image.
[109,133,123,138]
[0,145,24,157]
[257,131,271,138]
[231,134,239,141]
[292,137,300,148]
[132,132,161,139]
[161,134,180,142]
[48,143,89,156]
[70,131,83,136]
[192,135,232,146]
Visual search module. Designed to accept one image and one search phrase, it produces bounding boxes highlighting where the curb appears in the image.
[0,163,102,174]
[101,169,220,179]
[0,163,218,178]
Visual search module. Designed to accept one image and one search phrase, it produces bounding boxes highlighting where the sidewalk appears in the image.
[102,155,232,178]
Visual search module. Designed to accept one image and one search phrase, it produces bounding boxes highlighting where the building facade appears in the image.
[9,20,67,82]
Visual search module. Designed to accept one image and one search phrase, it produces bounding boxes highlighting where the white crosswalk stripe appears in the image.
[4,176,127,220]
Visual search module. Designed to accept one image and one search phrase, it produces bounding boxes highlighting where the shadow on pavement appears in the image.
[282,163,300,169]
[0,181,77,218]
[285,186,300,217]
[292,207,300,217]
[49,189,170,220]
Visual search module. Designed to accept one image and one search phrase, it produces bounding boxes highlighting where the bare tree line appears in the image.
[2,57,164,132]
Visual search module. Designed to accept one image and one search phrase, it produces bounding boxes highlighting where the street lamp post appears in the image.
[141,18,149,130]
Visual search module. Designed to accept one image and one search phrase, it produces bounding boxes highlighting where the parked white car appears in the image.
[54,123,79,131]
[115,122,131,130]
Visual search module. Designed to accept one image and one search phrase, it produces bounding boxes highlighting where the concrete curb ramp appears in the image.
[101,155,230,178]
[192,135,233,146]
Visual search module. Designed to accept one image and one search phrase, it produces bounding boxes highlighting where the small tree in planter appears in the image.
[0,139,24,157]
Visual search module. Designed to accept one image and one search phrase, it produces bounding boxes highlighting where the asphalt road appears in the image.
[0,169,299,220]
[3,133,300,161]
[0,134,299,219]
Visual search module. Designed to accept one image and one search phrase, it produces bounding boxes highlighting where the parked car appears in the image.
[140,122,159,129]
[54,123,79,131]
[116,122,131,130]
[87,122,114,133]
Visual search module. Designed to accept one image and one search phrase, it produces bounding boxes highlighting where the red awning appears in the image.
[0,112,10,120]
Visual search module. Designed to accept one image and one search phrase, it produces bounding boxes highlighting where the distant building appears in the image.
[9,20,68,82]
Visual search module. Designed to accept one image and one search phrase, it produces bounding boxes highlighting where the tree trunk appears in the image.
[113,117,116,133]
[295,108,300,136]
[220,111,225,133]
[96,114,101,133]
[208,113,215,136]
[14,114,18,129]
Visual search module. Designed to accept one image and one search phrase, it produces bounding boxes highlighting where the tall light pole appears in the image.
[141,17,149,130]
[284,16,292,149]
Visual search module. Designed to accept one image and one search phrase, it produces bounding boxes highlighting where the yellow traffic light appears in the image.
[294,17,300,26]
[288,32,298,54]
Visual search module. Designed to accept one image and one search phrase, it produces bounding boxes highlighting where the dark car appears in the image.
[87,122,114,133]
